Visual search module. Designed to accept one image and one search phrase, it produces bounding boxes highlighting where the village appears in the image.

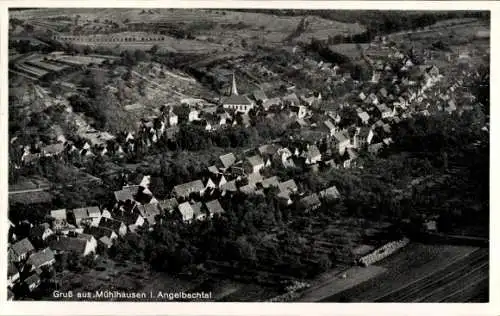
[8,9,489,302]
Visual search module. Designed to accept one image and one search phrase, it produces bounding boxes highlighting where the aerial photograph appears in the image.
[7,8,489,302]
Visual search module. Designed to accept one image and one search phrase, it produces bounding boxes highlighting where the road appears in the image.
[373,248,488,302]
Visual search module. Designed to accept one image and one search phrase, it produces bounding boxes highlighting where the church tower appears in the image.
[231,71,238,96]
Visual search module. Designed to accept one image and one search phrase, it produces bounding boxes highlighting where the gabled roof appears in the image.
[11,238,34,257]
[319,186,341,200]
[49,236,88,254]
[358,126,372,138]
[299,193,321,209]
[30,224,53,239]
[282,93,300,105]
[26,248,55,268]
[357,111,370,122]
[247,155,264,167]
[324,120,336,131]
[72,206,101,219]
[205,200,224,216]
[375,103,391,113]
[192,202,204,218]
[137,203,160,224]
[306,145,321,159]
[173,180,204,197]
[24,273,40,286]
[261,176,279,189]
[333,131,348,143]
[99,236,113,248]
[222,95,254,106]
[8,261,19,277]
[99,217,125,232]
[178,202,194,221]
[221,180,238,192]
[278,179,298,194]
[219,153,236,169]
[158,198,179,212]
[208,165,219,174]
[247,172,263,187]
[258,144,281,156]
[253,89,268,101]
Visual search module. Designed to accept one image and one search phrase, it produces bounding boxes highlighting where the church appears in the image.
[220,72,255,113]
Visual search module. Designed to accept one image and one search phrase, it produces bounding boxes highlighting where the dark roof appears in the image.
[137,203,160,224]
[358,126,372,138]
[99,217,125,232]
[85,226,116,239]
[11,238,35,257]
[222,95,254,106]
[205,200,224,216]
[30,224,53,239]
[258,144,281,156]
[26,248,55,268]
[114,185,153,204]
[8,261,19,277]
[49,237,88,254]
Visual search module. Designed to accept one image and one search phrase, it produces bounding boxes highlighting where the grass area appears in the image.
[321,243,478,302]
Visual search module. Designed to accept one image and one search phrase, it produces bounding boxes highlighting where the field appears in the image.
[320,243,486,302]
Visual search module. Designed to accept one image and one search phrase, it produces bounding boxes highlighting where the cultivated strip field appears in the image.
[374,248,488,302]
[320,243,483,302]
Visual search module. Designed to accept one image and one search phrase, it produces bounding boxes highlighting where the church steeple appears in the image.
[231,71,239,96]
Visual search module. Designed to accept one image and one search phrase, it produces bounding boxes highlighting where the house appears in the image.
[50,209,68,229]
[319,186,341,201]
[11,238,35,262]
[290,105,307,119]
[49,235,97,256]
[375,103,394,119]
[247,172,264,188]
[69,206,101,227]
[368,142,384,155]
[8,262,20,287]
[299,193,321,212]
[282,93,300,106]
[219,153,237,170]
[98,236,113,249]
[188,109,200,122]
[322,120,337,136]
[424,220,438,232]
[252,89,268,103]
[166,111,178,127]
[344,148,359,168]
[261,176,279,189]
[172,180,205,199]
[41,143,65,157]
[205,173,227,190]
[277,179,299,205]
[244,155,265,174]
[354,127,374,148]
[177,202,195,222]
[205,200,225,217]
[290,118,309,129]
[378,87,388,99]
[85,226,118,245]
[30,223,54,242]
[359,91,367,101]
[99,217,127,237]
[332,131,350,155]
[275,148,295,168]
[24,274,41,292]
[261,97,280,110]
[220,180,238,194]
[114,185,157,205]
[192,202,206,221]
[158,198,179,213]
[259,143,281,161]
[208,165,220,175]
[26,248,56,270]
[137,203,161,226]
[357,111,370,125]
[304,145,322,165]
[113,207,145,228]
